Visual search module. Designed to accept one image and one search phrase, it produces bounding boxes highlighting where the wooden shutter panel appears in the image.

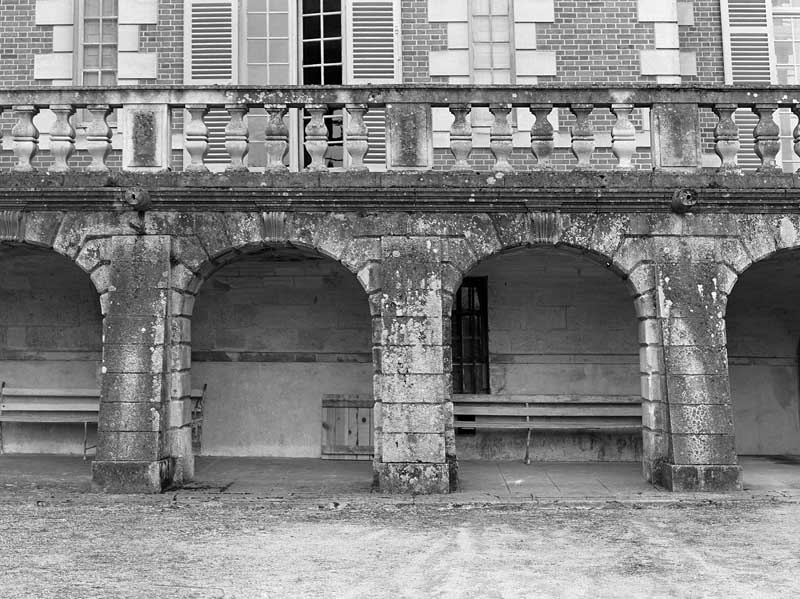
[346,0,401,170]
[186,0,237,168]
[721,0,776,169]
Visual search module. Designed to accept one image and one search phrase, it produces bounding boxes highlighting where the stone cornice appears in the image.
[0,171,798,213]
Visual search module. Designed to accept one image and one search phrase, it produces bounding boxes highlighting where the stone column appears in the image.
[374,236,451,493]
[656,246,742,492]
[92,236,171,493]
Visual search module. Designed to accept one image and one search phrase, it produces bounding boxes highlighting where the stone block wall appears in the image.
[727,251,800,455]
[190,251,373,457]
[0,244,101,454]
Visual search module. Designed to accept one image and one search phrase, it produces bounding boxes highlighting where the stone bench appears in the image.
[453,394,642,463]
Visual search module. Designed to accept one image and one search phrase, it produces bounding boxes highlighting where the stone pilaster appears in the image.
[656,241,742,492]
[92,235,171,493]
[374,236,452,494]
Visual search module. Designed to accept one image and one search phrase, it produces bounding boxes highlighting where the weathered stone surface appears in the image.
[96,430,160,461]
[666,374,731,405]
[640,373,667,404]
[664,346,728,375]
[668,404,734,435]
[663,464,742,492]
[102,373,163,403]
[381,432,445,462]
[375,462,450,494]
[650,103,701,170]
[663,316,726,347]
[99,401,161,431]
[379,345,444,375]
[92,460,163,494]
[612,236,650,276]
[671,433,737,464]
[103,343,164,375]
[23,211,63,248]
[641,400,668,431]
[381,315,443,346]
[381,403,445,434]
[375,374,447,404]
[104,315,165,346]
[193,213,233,259]
[588,214,629,260]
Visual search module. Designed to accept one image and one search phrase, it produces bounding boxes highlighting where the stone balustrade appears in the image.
[0,85,798,174]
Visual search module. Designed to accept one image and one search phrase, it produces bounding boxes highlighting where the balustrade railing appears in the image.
[0,85,799,176]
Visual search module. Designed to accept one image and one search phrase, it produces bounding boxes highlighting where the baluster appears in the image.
[264,103,289,172]
[449,103,472,171]
[224,104,249,172]
[489,103,513,173]
[85,104,112,173]
[792,104,800,172]
[713,103,740,173]
[345,103,369,172]
[184,104,209,172]
[304,104,329,172]
[49,104,76,172]
[12,105,39,172]
[752,103,781,173]
[611,103,636,170]
[570,104,594,168]
[530,103,554,169]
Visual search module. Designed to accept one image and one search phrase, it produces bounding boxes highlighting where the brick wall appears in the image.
[191,250,373,457]
[141,0,184,84]
[681,0,725,85]
[0,0,50,85]
[401,0,448,83]
[535,0,653,84]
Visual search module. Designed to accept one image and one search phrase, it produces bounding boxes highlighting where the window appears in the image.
[773,1,800,171]
[470,0,513,85]
[451,277,490,395]
[301,0,344,168]
[80,0,118,85]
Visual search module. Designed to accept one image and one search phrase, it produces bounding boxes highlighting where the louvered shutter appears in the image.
[345,0,401,171]
[185,0,237,169]
[721,0,776,170]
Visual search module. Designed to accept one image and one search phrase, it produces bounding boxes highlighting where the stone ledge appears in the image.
[663,464,743,492]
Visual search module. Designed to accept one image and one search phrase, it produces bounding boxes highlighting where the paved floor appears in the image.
[1,454,799,499]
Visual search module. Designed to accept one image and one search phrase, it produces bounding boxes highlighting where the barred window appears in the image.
[451,277,490,395]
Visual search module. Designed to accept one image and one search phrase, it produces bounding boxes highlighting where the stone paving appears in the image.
[1,454,799,501]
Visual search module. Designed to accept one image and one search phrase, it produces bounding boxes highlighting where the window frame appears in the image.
[451,276,491,396]
[74,0,120,86]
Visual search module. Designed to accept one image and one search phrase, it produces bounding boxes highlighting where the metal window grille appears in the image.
[451,277,490,395]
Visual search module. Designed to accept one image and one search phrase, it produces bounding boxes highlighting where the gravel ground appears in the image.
[1,488,799,599]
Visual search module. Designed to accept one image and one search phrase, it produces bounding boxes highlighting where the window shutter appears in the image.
[721,0,776,169]
[185,0,237,168]
[345,0,401,170]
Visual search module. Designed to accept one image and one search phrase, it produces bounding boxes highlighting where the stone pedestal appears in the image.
[92,235,172,493]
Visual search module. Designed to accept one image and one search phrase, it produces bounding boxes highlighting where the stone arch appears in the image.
[168,214,377,471]
[440,211,664,482]
[723,222,800,459]
[0,220,104,456]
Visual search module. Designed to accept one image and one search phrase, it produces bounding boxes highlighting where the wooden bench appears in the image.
[0,383,208,460]
[453,394,642,463]
[0,383,100,459]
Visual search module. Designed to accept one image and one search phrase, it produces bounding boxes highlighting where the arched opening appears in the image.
[451,246,642,471]
[0,244,102,459]
[190,245,374,473]
[727,249,800,457]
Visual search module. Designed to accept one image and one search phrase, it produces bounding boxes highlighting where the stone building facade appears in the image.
[0,0,798,494]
